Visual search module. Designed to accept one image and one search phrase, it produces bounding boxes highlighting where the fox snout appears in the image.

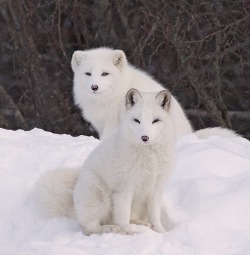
[141,135,149,142]
[91,85,98,91]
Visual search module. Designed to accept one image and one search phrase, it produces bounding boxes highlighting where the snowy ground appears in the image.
[0,128,250,255]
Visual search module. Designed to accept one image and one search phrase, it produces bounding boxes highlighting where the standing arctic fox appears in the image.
[35,89,176,235]
[72,47,192,139]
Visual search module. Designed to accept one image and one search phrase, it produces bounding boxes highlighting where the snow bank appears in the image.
[0,128,249,255]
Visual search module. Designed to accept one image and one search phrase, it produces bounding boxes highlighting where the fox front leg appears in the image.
[147,188,166,233]
[112,191,136,234]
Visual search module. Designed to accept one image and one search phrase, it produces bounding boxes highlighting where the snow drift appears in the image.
[0,128,250,255]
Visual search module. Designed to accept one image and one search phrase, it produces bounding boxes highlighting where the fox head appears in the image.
[122,89,173,145]
[72,48,127,94]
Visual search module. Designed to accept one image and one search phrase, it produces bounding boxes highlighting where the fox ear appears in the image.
[71,51,86,72]
[111,50,127,69]
[156,90,171,110]
[126,89,141,109]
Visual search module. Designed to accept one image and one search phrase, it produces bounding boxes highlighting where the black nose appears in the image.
[91,85,98,91]
[141,136,149,142]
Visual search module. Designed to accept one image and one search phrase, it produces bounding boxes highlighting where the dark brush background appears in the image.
[0,0,249,139]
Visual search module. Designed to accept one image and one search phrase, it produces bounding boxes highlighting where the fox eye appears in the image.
[152,119,160,124]
[85,72,91,76]
[134,118,140,124]
[102,72,109,76]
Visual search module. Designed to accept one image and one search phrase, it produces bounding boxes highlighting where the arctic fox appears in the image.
[72,47,192,139]
[35,89,176,235]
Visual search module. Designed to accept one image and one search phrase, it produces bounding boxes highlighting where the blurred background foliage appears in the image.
[0,0,249,139]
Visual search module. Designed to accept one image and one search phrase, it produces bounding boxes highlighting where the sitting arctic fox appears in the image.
[72,47,192,139]
[35,89,176,235]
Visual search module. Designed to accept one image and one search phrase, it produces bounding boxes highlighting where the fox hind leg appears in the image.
[74,180,112,235]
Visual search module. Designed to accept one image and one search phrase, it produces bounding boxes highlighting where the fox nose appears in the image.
[141,136,149,142]
[91,85,98,91]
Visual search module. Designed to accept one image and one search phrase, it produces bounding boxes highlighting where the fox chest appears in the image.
[113,154,166,193]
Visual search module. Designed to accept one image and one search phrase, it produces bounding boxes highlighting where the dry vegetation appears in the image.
[0,0,249,138]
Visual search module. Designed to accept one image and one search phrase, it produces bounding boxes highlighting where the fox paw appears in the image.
[130,219,153,228]
[152,224,166,233]
[101,225,125,234]
[84,225,125,235]
[120,224,139,235]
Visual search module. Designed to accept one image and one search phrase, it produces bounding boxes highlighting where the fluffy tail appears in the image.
[34,167,81,218]
[195,127,238,139]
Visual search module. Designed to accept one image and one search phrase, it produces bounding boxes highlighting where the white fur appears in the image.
[73,90,176,235]
[72,47,192,139]
[35,90,176,235]
[195,127,239,139]
[35,167,80,218]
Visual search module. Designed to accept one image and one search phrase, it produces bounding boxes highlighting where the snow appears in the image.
[0,128,250,255]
